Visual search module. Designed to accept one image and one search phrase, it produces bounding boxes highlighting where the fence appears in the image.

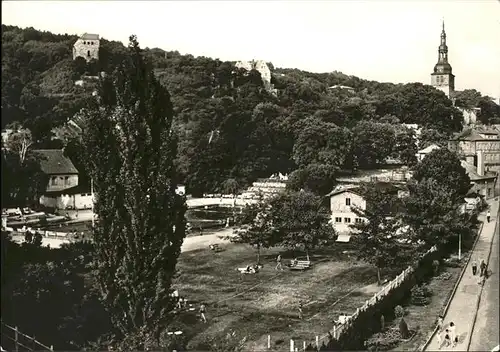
[284,245,438,351]
[1,321,53,351]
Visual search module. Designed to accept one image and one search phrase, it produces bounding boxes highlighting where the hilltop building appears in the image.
[431,21,455,98]
[73,33,100,62]
[235,60,277,94]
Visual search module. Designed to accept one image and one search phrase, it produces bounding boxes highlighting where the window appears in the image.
[51,177,57,185]
[345,198,351,206]
[344,217,351,223]
[335,217,342,223]
[87,50,91,57]
[355,218,363,224]
[83,41,86,45]
[65,176,70,185]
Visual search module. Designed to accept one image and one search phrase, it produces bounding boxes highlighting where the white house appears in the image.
[327,185,367,235]
[327,183,406,236]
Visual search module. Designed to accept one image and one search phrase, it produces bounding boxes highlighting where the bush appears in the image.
[443,257,463,268]
[394,305,405,318]
[410,284,433,306]
[436,271,452,280]
[365,329,401,351]
[432,259,440,275]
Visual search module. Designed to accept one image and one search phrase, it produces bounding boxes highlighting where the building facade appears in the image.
[328,186,366,234]
[73,33,100,62]
[448,127,500,173]
[430,21,455,98]
[33,149,94,209]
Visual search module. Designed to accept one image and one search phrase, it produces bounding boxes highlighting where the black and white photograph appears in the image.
[1,1,499,351]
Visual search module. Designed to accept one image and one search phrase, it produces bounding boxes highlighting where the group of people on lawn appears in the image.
[171,290,207,323]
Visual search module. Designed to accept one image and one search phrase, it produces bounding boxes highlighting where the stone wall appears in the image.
[291,245,440,351]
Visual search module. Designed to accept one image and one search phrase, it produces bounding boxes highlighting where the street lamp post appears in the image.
[91,178,95,228]
[458,232,462,260]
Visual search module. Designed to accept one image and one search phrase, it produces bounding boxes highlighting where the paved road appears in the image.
[469,205,500,351]
[424,199,499,351]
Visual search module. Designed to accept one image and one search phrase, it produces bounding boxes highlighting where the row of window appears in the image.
[83,41,96,45]
[50,176,71,186]
[334,217,363,224]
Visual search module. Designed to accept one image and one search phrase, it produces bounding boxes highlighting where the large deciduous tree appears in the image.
[412,148,471,202]
[402,178,476,252]
[349,183,414,285]
[268,190,336,260]
[229,196,280,264]
[80,36,186,348]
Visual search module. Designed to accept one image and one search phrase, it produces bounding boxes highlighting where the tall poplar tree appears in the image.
[80,36,186,348]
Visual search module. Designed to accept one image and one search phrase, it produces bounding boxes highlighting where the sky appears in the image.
[2,0,500,99]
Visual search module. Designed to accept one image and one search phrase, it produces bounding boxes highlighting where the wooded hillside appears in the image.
[3,24,498,195]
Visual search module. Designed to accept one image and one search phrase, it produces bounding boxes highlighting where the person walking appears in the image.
[276,254,283,271]
[480,260,487,277]
[448,322,457,347]
[298,301,304,320]
[199,303,207,323]
[486,210,491,223]
[472,260,478,276]
[436,316,444,348]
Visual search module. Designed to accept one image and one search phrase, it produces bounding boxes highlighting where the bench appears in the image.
[237,267,258,274]
[209,244,222,252]
[289,260,312,271]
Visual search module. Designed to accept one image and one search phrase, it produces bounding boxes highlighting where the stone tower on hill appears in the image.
[431,21,455,98]
[235,60,276,94]
[73,33,100,62]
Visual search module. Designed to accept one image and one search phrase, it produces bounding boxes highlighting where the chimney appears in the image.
[477,150,485,176]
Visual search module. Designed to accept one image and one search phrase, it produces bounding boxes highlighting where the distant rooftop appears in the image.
[452,127,500,141]
[417,144,441,154]
[460,160,497,181]
[79,33,99,40]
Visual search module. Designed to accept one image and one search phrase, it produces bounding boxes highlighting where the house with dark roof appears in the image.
[34,149,79,192]
[33,149,93,210]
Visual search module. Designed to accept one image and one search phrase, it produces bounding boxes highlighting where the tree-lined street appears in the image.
[423,199,499,351]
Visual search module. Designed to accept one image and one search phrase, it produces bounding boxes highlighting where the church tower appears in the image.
[431,21,455,98]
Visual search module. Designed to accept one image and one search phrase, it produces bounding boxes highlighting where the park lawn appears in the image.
[388,264,463,351]
[173,243,381,350]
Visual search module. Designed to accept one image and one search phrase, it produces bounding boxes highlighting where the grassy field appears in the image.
[172,243,382,350]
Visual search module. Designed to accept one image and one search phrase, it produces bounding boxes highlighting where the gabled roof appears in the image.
[452,127,500,141]
[460,160,497,181]
[417,144,441,154]
[79,33,99,40]
[33,149,79,175]
[326,185,360,197]
[326,182,403,197]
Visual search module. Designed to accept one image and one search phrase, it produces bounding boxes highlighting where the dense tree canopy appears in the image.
[412,148,471,202]
[4,24,497,197]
